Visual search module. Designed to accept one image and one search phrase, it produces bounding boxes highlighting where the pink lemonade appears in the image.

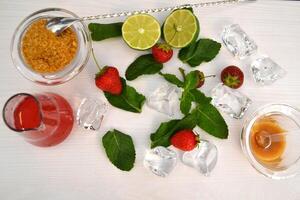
[4,93,74,147]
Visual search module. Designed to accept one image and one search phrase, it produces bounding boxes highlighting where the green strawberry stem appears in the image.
[201,74,216,80]
[91,48,102,71]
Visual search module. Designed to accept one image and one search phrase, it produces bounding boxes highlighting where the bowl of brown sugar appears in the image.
[11,8,91,85]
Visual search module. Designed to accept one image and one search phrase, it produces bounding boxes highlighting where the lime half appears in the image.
[163,9,199,48]
[122,14,161,50]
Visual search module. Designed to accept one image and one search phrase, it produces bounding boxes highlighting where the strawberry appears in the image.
[151,43,173,63]
[170,129,199,151]
[95,66,123,95]
[221,65,244,89]
[196,70,216,88]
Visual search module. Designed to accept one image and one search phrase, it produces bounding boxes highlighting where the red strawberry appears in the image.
[196,70,216,88]
[151,43,173,63]
[170,129,199,151]
[221,65,244,89]
[95,66,123,95]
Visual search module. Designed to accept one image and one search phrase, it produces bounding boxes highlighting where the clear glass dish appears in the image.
[241,104,300,179]
[11,8,91,85]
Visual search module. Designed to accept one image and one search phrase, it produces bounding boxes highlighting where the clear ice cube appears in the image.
[182,140,218,176]
[76,98,108,130]
[211,83,251,119]
[147,84,181,117]
[144,146,177,177]
[221,24,257,59]
[251,56,286,85]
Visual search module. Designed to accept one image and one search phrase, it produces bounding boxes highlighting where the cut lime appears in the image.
[122,14,161,50]
[163,9,199,48]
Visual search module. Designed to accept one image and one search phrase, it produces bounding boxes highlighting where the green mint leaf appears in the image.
[191,104,228,139]
[189,89,212,105]
[88,22,123,41]
[178,41,198,62]
[187,39,221,67]
[104,78,145,113]
[102,129,136,171]
[150,120,179,147]
[180,90,193,115]
[125,54,163,81]
[183,70,199,90]
[179,89,211,115]
[159,72,184,88]
[150,114,197,148]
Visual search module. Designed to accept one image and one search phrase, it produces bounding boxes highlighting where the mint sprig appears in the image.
[158,67,228,140]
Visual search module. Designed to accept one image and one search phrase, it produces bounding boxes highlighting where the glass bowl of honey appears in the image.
[241,104,300,179]
[11,8,91,85]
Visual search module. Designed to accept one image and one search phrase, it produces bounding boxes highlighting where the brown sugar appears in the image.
[21,19,78,73]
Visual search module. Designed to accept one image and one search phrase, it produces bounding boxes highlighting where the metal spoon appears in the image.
[46,0,256,35]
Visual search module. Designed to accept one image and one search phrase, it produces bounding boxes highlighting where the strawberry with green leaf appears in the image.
[152,43,173,63]
[95,66,123,95]
[92,49,123,95]
[171,129,199,151]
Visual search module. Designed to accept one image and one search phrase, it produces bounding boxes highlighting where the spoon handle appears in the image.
[81,0,250,21]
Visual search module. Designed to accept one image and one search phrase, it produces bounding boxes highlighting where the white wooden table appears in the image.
[1,0,300,199]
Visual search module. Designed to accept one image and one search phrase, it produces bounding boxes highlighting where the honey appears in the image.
[250,117,286,162]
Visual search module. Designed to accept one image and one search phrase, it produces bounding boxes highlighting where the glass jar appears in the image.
[241,104,300,179]
[11,8,91,85]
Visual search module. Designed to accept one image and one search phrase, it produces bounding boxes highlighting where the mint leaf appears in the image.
[126,54,163,81]
[88,22,123,41]
[179,89,211,115]
[192,104,228,139]
[189,89,212,104]
[183,70,199,90]
[150,120,179,148]
[187,39,221,67]
[104,78,145,113]
[159,72,184,88]
[150,114,197,148]
[102,129,135,171]
[180,90,193,115]
[178,41,198,62]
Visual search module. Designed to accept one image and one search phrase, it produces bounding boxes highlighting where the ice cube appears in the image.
[211,83,251,119]
[221,24,257,59]
[182,140,218,176]
[144,146,177,177]
[76,98,108,130]
[147,84,181,117]
[251,56,286,85]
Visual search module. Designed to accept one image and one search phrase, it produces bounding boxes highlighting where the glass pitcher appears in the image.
[3,93,74,147]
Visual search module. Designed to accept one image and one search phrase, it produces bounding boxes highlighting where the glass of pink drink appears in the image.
[3,93,74,147]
